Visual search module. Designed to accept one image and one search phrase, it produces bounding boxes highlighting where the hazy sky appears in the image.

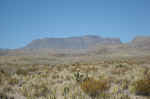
[0,0,150,49]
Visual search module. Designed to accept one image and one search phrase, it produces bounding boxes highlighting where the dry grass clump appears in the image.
[0,92,14,99]
[131,79,150,96]
[8,77,19,85]
[20,83,52,98]
[27,67,38,73]
[0,68,11,77]
[130,74,150,96]
[80,77,110,98]
[2,86,14,93]
[111,63,129,75]
[0,72,3,84]
[32,84,50,97]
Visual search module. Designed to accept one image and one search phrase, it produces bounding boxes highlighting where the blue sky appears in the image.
[0,0,150,49]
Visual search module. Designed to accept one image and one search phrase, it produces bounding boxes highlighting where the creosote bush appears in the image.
[130,72,150,96]
[131,78,150,96]
[80,77,110,98]
[8,77,19,85]
[16,68,28,76]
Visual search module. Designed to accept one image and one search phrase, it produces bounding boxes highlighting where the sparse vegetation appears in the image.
[1,55,150,99]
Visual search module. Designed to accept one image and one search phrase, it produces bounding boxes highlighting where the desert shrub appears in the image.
[27,67,38,73]
[0,68,10,77]
[121,79,130,90]
[20,86,30,97]
[16,68,28,75]
[129,69,150,96]
[52,74,59,79]
[130,78,150,96]
[20,84,51,98]
[8,77,19,85]
[3,86,14,93]
[0,72,3,84]
[115,64,125,68]
[111,67,128,75]
[113,93,131,99]
[0,92,14,99]
[32,84,50,97]
[65,75,71,81]
[80,77,109,98]
[0,93,8,99]
[94,93,131,99]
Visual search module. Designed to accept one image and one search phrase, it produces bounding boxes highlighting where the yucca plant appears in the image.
[63,87,69,96]
[73,72,84,82]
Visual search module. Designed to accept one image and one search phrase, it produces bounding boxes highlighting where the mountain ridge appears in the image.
[24,35,121,49]
[1,35,150,56]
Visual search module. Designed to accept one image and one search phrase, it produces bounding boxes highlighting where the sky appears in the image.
[0,0,150,49]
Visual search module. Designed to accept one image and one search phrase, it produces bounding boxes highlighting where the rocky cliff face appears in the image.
[1,35,150,56]
[24,35,121,49]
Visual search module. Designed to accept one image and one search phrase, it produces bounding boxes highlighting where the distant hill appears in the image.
[1,35,150,57]
[24,35,121,49]
[0,48,10,56]
[129,36,150,50]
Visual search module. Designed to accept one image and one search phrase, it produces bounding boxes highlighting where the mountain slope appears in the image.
[129,36,150,50]
[1,35,150,57]
[24,35,121,49]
